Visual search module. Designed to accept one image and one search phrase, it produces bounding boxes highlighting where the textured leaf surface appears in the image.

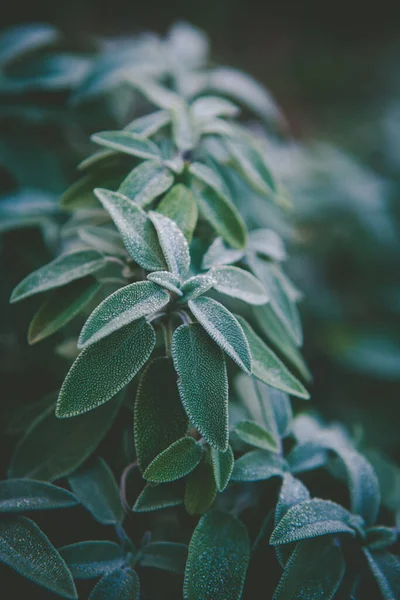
[157,184,198,241]
[9,396,122,481]
[0,516,77,598]
[141,542,188,573]
[184,510,250,600]
[134,357,188,471]
[124,109,170,136]
[133,481,184,512]
[227,138,276,195]
[233,420,279,452]
[144,437,203,483]
[171,100,197,151]
[248,228,286,262]
[147,270,182,295]
[78,226,127,258]
[211,446,234,491]
[365,526,397,551]
[184,461,217,515]
[189,297,252,373]
[57,319,155,417]
[270,499,358,545]
[28,278,101,344]
[189,161,231,201]
[92,131,161,160]
[172,323,229,450]
[363,550,400,600]
[191,96,240,122]
[60,541,124,579]
[78,281,169,348]
[180,274,214,301]
[68,457,123,525]
[211,265,268,305]
[231,450,287,482]
[0,479,78,513]
[202,236,244,269]
[236,317,309,398]
[11,250,105,303]
[118,160,173,207]
[88,568,139,600]
[94,188,166,271]
[273,536,345,600]
[149,211,190,278]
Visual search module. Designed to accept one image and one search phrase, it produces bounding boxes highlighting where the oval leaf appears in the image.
[88,567,139,600]
[211,265,268,305]
[143,437,203,484]
[147,271,182,295]
[233,420,279,452]
[118,160,174,207]
[210,446,234,492]
[133,481,184,512]
[141,542,188,574]
[157,184,198,241]
[60,541,124,580]
[92,131,161,160]
[231,450,287,482]
[363,549,400,600]
[184,461,217,515]
[0,479,78,513]
[148,211,190,279]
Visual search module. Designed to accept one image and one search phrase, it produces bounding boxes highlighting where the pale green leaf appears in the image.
[202,237,244,269]
[248,228,286,261]
[78,226,127,257]
[226,138,276,195]
[211,265,268,305]
[231,450,287,482]
[133,481,184,512]
[0,479,78,513]
[149,211,191,278]
[57,319,155,417]
[60,541,124,579]
[89,568,139,600]
[184,461,217,515]
[92,131,161,160]
[180,274,214,301]
[147,271,182,295]
[157,184,198,241]
[124,109,170,136]
[363,550,400,600]
[210,446,234,491]
[191,96,240,123]
[118,160,174,207]
[143,436,203,484]
[171,101,198,151]
[233,420,279,452]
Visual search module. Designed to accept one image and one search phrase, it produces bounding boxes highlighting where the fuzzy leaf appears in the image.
[363,550,400,600]
[192,184,247,249]
[124,109,170,136]
[184,461,217,515]
[287,442,329,474]
[365,527,398,551]
[78,281,169,348]
[202,237,244,269]
[236,317,310,399]
[231,450,287,482]
[189,297,252,374]
[57,319,155,417]
[211,446,234,491]
[133,481,184,512]
[94,188,166,271]
[0,516,77,598]
[233,420,279,452]
[60,541,124,579]
[10,250,105,303]
[248,228,286,262]
[143,437,203,483]
[141,542,188,573]
[118,160,173,207]
[147,271,182,295]
[180,274,214,301]
[270,499,359,546]
[226,138,276,195]
[148,211,190,278]
[134,357,188,471]
[28,278,101,345]
[211,265,268,305]
[68,458,123,525]
[9,395,122,481]
[172,323,229,450]
[0,479,78,513]
[191,96,240,122]
[184,510,250,600]
[88,568,139,600]
[273,536,345,600]
[92,131,161,160]
[171,101,197,151]
[189,161,231,201]
[157,184,198,241]
[78,226,128,257]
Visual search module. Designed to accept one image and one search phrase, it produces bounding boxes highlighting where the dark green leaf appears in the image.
[233,420,279,452]
[92,131,161,160]
[363,550,400,600]
[184,510,250,600]
[189,162,231,201]
[118,160,173,207]
[133,481,184,512]
[0,516,76,598]
[141,542,188,573]
[57,319,155,417]
[231,450,287,482]
[0,479,78,513]
[184,461,217,515]
[157,184,198,241]
[365,527,397,551]
[143,437,203,483]
[60,541,124,579]
[149,211,191,279]
[172,323,229,451]
[210,446,234,491]
[88,568,139,600]
[6,392,56,435]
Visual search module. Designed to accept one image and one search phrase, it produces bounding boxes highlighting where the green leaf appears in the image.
[118,160,174,207]
[60,541,124,579]
[236,317,310,399]
[157,184,198,241]
[78,281,169,348]
[365,527,397,551]
[134,357,188,471]
[141,542,188,573]
[363,550,400,600]
[94,188,166,271]
[189,297,252,374]
[189,161,231,201]
[171,101,198,151]
[9,394,123,481]
[184,461,217,515]
[210,446,234,491]
[0,24,58,66]
[147,271,182,295]
[28,277,101,345]
[10,250,105,303]
[211,265,268,305]
[191,96,240,122]
[184,510,250,600]
[180,274,214,301]
[133,481,184,512]
[191,183,247,249]
[287,442,329,474]
[233,420,279,452]
[68,457,123,525]
[248,228,286,262]
[231,450,287,482]
[172,323,229,451]
[57,319,155,417]
[273,536,345,600]
[89,568,139,600]
[148,211,191,279]
[92,131,161,160]
[202,237,244,269]
[6,391,56,435]
[143,437,203,483]
[0,479,78,513]
[60,165,128,211]
[270,499,360,546]
[226,138,276,195]
[0,516,77,598]
[78,226,127,258]
[124,109,170,136]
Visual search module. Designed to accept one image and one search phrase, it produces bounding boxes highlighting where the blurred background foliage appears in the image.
[1,0,399,573]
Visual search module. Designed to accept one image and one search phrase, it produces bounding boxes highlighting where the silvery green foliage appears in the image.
[3,21,394,600]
